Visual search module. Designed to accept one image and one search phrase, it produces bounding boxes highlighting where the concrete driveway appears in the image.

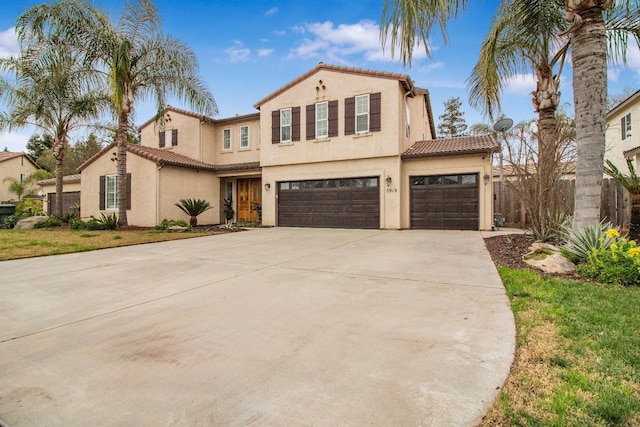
[0,228,515,426]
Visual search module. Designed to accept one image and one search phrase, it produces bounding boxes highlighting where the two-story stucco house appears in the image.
[605,89,640,171]
[0,151,39,203]
[78,63,498,230]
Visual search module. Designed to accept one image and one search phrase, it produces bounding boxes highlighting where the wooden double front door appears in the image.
[237,178,262,222]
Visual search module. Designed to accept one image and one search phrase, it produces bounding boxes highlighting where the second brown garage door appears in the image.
[278,177,379,229]
[410,174,479,230]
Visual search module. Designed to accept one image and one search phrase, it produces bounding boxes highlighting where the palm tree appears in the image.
[380,0,640,229]
[19,0,218,227]
[175,198,212,227]
[0,40,107,217]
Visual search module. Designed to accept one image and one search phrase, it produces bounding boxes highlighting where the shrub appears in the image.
[562,221,617,262]
[577,229,640,286]
[175,198,212,227]
[85,217,106,230]
[85,213,119,231]
[33,216,63,228]
[15,199,44,217]
[69,218,87,230]
[154,219,190,231]
[2,214,20,229]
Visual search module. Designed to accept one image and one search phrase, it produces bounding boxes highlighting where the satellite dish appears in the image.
[493,117,514,133]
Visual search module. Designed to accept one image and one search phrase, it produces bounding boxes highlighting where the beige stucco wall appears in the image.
[258,69,415,168]
[157,166,219,226]
[140,112,204,161]
[261,156,402,229]
[401,154,495,230]
[0,155,39,202]
[210,116,261,166]
[605,95,640,171]
[81,151,219,227]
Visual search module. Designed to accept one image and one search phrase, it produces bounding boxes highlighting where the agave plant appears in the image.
[562,220,617,262]
[175,198,212,227]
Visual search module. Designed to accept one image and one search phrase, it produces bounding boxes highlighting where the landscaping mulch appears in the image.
[484,233,534,270]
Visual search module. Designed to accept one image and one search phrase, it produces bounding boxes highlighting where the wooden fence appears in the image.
[493,178,630,228]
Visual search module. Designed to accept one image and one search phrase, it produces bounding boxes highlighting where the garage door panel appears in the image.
[278,177,379,229]
[411,173,479,231]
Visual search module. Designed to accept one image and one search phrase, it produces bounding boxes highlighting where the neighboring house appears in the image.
[0,151,39,203]
[37,174,82,215]
[605,89,640,171]
[78,63,498,230]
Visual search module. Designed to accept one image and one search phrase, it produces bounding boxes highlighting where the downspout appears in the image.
[156,163,163,225]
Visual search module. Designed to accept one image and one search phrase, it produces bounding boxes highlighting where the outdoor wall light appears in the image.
[264,183,271,191]
[483,173,491,183]
[385,175,392,187]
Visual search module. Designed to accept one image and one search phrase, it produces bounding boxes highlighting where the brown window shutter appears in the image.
[126,173,132,210]
[345,97,355,135]
[306,104,315,140]
[292,106,301,141]
[159,131,165,148]
[622,117,626,139]
[328,100,338,137]
[271,110,280,143]
[171,129,178,146]
[370,92,381,132]
[99,175,105,210]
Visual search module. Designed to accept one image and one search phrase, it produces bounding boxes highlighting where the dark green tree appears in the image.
[26,134,53,162]
[437,97,467,138]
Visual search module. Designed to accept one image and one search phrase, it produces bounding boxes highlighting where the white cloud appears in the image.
[0,131,31,152]
[265,7,278,17]
[273,30,286,36]
[625,43,640,76]
[0,27,18,58]
[504,73,536,96]
[258,48,274,57]
[225,41,250,63]
[288,20,429,63]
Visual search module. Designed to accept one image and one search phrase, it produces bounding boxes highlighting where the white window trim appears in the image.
[405,101,411,139]
[355,94,370,134]
[316,101,328,139]
[281,108,292,143]
[240,125,250,149]
[223,128,232,151]
[105,174,118,210]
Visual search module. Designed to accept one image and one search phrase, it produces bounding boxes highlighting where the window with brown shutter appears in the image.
[99,175,106,210]
[292,106,301,141]
[328,100,338,137]
[306,104,315,140]
[345,96,355,135]
[99,173,131,210]
[171,129,178,146]
[370,92,381,132]
[272,110,280,143]
[159,131,165,148]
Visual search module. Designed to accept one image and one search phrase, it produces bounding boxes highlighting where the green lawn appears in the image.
[482,268,640,426]
[0,228,218,261]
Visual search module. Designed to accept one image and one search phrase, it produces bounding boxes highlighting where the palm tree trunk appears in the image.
[571,5,607,229]
[52,138,65,218]
[116,108,129,227]
[537,107,557,231]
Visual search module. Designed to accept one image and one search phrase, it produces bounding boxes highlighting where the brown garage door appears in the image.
[410,174,479,230]
[278,177,379,229]
[47,191,81,216]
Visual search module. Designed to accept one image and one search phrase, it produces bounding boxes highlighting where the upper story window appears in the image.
[223,128,231,150]
[271,107,300,143]
[316,102,328,139]
[345,93,380,136]
[159,129,178,148]
[19,173,26,183]
[280,108,292,143]
[355,94,370,134]
[240,126,249,148]
[622,113,632,140]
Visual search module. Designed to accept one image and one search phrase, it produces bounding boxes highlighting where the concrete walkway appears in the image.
[0,228,515,426]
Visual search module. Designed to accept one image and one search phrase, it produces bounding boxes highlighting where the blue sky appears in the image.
[1,0,639,152]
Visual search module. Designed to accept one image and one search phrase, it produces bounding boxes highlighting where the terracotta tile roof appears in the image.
[624,145,640,158]
[215,162,261,172]
[138,105,217,131]
[0,151,38,167]
[37,174,81,186]
[492,162,576,177]
[253,62,416,109]
[78,142,218,172]
[402,135,499,159]
[214,113,260,125]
